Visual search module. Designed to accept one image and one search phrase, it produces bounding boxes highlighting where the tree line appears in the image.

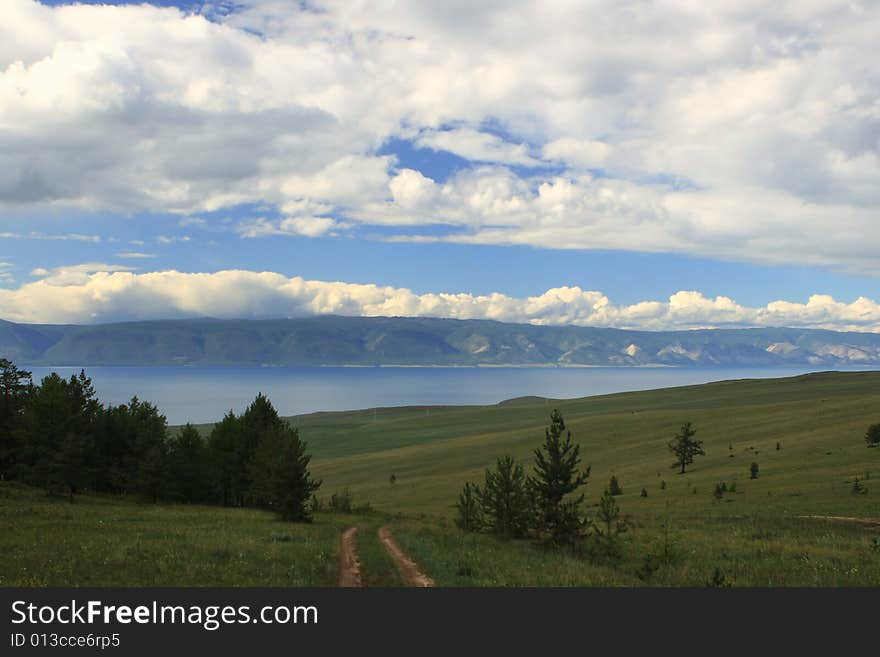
[0,358,320,521]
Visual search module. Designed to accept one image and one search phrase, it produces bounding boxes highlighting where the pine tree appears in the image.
[167,424,212,503]
[248,423,321,522]
[668,422,705,474]
[208,411,241,506]
[478,455,531,539]
[750,461,759,479]
[527,410,590,546]
[0,359,33,480]
[609,475,622,496]
[590,488,629,560]
[19,372,100,497]
[455,482,483,532]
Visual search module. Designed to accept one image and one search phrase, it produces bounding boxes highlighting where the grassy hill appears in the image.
[300,371,880,517]
[3,370,879,586]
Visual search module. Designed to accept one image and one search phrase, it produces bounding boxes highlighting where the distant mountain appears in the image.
[2,316,880,367]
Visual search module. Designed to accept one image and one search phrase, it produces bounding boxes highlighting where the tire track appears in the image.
[337,527,363,587]
[378,525,435,587]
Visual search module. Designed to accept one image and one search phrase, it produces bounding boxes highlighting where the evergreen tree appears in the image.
[590,488,629,560]
[127,397,169,503]
[668,422,705,474]
[167,424,212,503]
[750,461,759,479]
[609,475,622,496]
[866,423,880,448]
[247,423,321,522]
[208,411,242,506]
[0,359,33,480]
[478,456,531,539]
[239,393,283,505]
[527,409,590,546]
[18,372,100,497]
[455,482,483,532]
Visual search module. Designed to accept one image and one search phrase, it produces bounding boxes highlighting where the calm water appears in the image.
[25,365,871,425]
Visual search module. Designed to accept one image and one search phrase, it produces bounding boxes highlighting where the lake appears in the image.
[24,365,876,426]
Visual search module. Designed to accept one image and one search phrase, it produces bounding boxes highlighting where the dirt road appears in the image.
[337,527,363,587]
[378,525,435,587]
[797,515,880,527]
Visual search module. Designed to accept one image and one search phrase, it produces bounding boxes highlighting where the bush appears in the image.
[609,475,623,496]
[866,423,880,447]
[588,489,629,562]
[750,462,759,479]
[706,567,733,587]
[455,482,483,532]
[328,488,354,512]
[852,478,868,495]
[640,487,648,498]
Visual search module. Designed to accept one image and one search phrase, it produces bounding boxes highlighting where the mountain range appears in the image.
[2,315,880,368]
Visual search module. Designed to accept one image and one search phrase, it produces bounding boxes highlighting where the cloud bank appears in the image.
[2,1,880,271]
[1,265,878,332]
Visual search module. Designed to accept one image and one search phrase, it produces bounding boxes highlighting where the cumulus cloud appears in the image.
[2,1,880,271]
[1,265,878,332]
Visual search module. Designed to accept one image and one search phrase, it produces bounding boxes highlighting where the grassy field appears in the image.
[4,370,880,586]
[304,371,880,518]
[0,482,394,587]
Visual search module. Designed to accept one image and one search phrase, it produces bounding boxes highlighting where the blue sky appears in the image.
[1,1,879,330]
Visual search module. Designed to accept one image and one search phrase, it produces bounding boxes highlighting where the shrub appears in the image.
[455,482,483,532]
[328,488,354,512]
[706,567,733,587]
[866,423,880,447]
[640,487,648,498]
[750,462,759,479]
[609,475,623,496]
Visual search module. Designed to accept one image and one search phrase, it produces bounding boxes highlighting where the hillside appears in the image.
[298,370,880,516]
[6,370,878,587]
[3,315,880,367]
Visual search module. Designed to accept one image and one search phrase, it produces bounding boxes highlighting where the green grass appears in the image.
[391,511,880,587]
[304,371,880,519]
[5,371,880,586]
[0,482,370,587]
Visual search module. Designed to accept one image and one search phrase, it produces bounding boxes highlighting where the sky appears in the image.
[1,0,880,331]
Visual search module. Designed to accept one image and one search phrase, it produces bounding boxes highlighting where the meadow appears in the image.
[3,370,879,586]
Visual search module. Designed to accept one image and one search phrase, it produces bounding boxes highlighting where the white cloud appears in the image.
[0,231,101,242]
[415,128,541,167]
[238,216,340,238]
[115,252,156,259]
[2,0,880,272]
[1,265,879,332]
[156,235,192,244]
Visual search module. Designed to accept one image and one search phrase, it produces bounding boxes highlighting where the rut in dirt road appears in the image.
[378,525,435,587]
[797,515,880,527]
[337,527,362,587]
